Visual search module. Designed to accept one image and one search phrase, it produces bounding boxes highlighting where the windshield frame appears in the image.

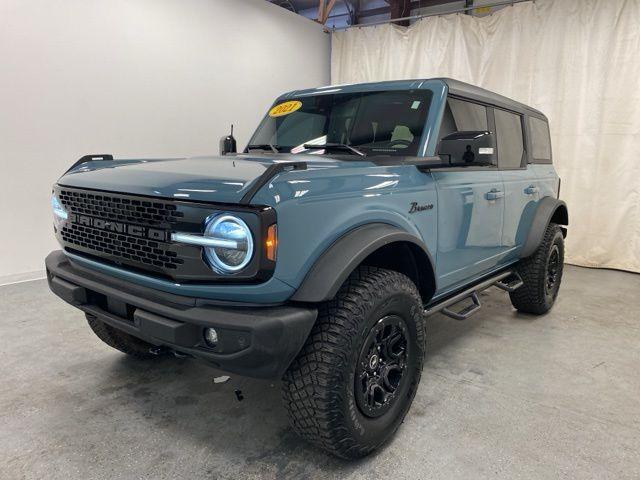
[247,86,439,160]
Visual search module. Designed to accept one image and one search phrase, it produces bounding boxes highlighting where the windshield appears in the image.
[248,89,433,157]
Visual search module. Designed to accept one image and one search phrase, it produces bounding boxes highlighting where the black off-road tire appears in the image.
[510,223,564,315]
[86,314,157,359]
[282,266,426,459]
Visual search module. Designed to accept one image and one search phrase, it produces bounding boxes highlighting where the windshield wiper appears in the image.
[247,143,279,154]
[303,143,366,157]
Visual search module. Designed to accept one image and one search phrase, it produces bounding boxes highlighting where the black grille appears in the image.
[58,189,184,227]
[55,187,205,280]
[61,223,183,269]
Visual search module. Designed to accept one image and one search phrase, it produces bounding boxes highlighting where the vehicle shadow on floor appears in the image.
[63,353,370,477]
[46,288,528,477]
[426,289,512,355]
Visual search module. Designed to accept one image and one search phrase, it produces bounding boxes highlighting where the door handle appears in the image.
[485,189,504,200]
[524,185,539,195]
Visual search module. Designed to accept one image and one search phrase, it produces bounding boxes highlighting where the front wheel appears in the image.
[510,223,565,314]
[282,266,426,459]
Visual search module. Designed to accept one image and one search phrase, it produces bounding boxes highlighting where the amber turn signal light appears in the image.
[265,224,277,261]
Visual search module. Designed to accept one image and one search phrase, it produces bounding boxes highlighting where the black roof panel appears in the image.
[437,77,547,119]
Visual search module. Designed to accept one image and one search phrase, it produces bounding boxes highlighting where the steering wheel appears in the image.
[388,139,412,148]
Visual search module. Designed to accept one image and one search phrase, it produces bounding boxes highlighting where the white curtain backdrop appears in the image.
[332,0,640,273]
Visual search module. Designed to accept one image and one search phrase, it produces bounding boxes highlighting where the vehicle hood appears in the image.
[58,154,371,204]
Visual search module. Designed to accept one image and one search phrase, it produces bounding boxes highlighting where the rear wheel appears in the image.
[510,223,564,314]
[282,266,426,459]
[86,314,158,359]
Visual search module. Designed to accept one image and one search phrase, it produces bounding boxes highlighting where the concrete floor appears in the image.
[1,265,639,480]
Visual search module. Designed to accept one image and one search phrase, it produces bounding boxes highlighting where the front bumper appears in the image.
[46,251,317,379]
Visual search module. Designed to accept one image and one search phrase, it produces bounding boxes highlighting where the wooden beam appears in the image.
[358,0,458,19]
[317,0,325,22]
[389,0,411,26]
[322,0,337,23]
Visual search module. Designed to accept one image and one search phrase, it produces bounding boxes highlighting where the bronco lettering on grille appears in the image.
[68,213,169,242]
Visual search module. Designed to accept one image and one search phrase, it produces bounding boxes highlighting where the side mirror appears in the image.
[219,125,237,156]
[438,131,496,166]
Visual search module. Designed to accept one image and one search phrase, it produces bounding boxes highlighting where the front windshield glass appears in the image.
[248,89,433,157]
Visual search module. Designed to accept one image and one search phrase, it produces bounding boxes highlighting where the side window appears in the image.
[528,116,552,163]
[438,98,488,140]
[438,98,493,166]
[495,109,524,169]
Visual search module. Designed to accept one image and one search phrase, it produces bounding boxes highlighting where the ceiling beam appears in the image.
[464,0,474,15]
[317,0,325,22]
[358,0,459,18]
[316,0,338,24]
[389,0,411,26]
[324,0,337,23]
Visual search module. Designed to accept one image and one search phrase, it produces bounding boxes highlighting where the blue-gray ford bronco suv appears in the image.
[47,78,568,458]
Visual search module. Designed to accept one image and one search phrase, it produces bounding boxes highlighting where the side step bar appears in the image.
[494,273,524,292]
[425,270,523,321]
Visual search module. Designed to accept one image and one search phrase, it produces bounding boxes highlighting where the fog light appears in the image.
[204,328,218,347]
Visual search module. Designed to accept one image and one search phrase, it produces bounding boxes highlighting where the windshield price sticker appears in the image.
[269,100,302,117]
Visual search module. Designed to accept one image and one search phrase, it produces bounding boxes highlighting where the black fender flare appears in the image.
[291,223,435,303]
[521,197,569,258]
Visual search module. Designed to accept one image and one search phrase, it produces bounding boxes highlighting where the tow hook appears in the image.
[148,346,188,358]
[148,346,171,356]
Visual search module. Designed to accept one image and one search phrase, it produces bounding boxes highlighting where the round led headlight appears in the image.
[203,215,254,273]
[51,193,68,229]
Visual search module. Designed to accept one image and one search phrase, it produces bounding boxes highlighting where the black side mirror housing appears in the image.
[438,130,496,166]
[219,131,237,156]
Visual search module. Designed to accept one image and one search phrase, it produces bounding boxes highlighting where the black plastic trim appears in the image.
[291,223,436,303]
[46,250,317,379]
[240,161,307,204]
[65,154,113,174]
[48,249,284,308]
[521,197,568,258]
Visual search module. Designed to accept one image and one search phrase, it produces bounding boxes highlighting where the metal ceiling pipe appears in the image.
[332,0,533,30]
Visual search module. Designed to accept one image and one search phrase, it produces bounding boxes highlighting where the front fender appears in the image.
[291,223,434,303]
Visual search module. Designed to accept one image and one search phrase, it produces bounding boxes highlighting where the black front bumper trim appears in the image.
[46,250,317,379]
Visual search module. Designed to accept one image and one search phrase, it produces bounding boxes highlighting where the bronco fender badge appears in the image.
[408,202,434,214]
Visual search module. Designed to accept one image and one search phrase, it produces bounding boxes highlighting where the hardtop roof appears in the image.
[439,78,546,119]
[279,77,546,120]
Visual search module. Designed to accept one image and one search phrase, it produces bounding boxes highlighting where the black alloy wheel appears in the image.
[545,244,560,296]
[355,315,409,418]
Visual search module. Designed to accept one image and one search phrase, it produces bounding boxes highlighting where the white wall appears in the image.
[0,0,330,283]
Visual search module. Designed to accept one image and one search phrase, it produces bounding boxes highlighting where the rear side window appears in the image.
[528,116,552,163]
[438,98,488,140]
[495,109,524,169]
